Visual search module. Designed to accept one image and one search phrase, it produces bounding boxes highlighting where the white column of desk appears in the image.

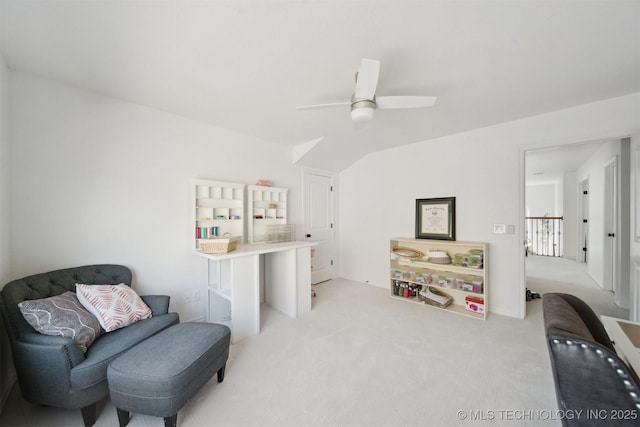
[196,241,316,342]
[601,315,640,375]
[265,246,312,318]
[296,246,313,315]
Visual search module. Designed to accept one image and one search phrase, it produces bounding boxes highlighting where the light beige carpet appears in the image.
[2,258,620,426]
[525,255,629,319]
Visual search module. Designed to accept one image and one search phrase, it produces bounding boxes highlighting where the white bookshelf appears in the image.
[247,185,288,243]
[192,179,245,249]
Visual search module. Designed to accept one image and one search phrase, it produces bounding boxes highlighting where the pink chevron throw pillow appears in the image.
[75,283,152,332]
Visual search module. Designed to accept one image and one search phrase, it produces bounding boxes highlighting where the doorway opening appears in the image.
[303,168,335,286]
[523,139,630,319]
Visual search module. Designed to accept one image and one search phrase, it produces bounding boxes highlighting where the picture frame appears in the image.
[415,197,456,240]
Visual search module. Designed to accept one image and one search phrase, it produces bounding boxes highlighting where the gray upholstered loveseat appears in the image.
[0,265,180,426]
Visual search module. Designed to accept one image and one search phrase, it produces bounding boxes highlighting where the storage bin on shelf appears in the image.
[430,272,456,289]
[199,236,241,254]
[265,224,296,243]
[391,268,434,284]
[452,249,484,268]
[455,275,483,293]
[412,270,433,285]
[391,269,409,280]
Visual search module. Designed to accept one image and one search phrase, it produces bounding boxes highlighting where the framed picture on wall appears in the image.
[415,197,456,240]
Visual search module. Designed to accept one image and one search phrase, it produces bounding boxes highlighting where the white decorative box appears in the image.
[465,296,485,314]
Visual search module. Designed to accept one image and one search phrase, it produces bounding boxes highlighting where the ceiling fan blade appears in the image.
[296,102,351,111]
[354,58,380,100]
[376,96,437,109]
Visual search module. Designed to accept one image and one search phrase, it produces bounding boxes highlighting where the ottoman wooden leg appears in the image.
[116,408,130,427]
[217,364,226,383]
[164,414,177,427]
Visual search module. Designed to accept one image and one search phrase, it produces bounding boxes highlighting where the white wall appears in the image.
[339,93,640,319]
[575,139,622,288]
[8,71,304,322]
[526,183,556,217]
[0,45,16,413]
[0,54,9,288]
[0,0,7,289]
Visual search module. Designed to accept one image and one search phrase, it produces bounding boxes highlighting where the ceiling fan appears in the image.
[296,58,437,124]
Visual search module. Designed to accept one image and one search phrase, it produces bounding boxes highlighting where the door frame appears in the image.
[521,137,632,318]
[302,167,337,283]
[577,178,589,263]
[603,156,618,293]
[631,137,640,321]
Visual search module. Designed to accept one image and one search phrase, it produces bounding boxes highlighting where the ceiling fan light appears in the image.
[351,106,375,123]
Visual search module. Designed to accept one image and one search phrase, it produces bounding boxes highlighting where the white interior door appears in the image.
[303,170,334,284]
[604,157,618,293]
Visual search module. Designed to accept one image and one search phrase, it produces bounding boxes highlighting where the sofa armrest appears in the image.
[13,334,87,404]
[19,331,86,366]
[140,295,171,316]
[547,336,640,415]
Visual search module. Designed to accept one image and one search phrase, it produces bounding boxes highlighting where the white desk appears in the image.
[601,315,640,375]
[195,241,317,342]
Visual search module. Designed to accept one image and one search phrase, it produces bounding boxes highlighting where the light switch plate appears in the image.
[493,224,506,234]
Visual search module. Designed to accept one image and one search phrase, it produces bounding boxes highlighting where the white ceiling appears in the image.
[525,140,605,185]
[1,1,638,171]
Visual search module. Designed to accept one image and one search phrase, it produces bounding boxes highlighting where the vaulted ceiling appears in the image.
[1,1,638,171]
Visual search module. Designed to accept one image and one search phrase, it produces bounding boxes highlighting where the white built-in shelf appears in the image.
[247,185,288,243]
[192,179,245,249]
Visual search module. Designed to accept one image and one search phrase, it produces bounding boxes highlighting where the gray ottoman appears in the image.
[107,322,231,427]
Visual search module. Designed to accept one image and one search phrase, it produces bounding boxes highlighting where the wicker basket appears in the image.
[418,286,453,308]
[199,236,240,254]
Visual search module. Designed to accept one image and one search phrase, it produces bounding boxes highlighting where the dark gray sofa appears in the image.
[0,265,180,426]
[542,293,640,426]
